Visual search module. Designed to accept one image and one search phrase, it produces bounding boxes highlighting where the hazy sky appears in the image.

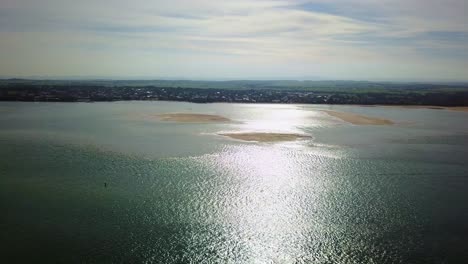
[1,0,467,81]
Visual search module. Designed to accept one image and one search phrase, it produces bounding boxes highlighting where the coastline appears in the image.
[2,100,467,112]
[379,105,468,112]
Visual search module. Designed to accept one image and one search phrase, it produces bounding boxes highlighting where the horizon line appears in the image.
[1,77,468,85]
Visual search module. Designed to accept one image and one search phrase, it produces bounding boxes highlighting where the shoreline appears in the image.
[378,105,468,112]
[2,100,468,112]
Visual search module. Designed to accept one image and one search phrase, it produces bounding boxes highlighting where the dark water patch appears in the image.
[1,138,468,263]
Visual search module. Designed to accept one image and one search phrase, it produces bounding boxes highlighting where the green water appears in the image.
[1,102,468,263]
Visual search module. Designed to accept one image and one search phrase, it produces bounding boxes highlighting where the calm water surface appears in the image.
[1,101,468,263]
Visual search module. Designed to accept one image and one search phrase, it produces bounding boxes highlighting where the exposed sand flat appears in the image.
[380,105,468,112]
[381,105,446,110]
[447,107,468,112]
[219,132,311,142]
[154,113,232,123]
[322,110,394,125]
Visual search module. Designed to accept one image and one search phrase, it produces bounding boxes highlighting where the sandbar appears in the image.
[154,113,232,123]
[447,107,468,112]
[379,105,468,112]
[322,110,394,125]
[219,132,311,142]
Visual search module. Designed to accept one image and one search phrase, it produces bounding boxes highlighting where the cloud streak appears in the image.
[0,0,467,80]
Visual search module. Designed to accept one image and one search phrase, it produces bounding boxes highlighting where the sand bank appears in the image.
[154,113,232,123]
[379,105,468,112]
[322,110,394,125]
[219,132,311,142]
[447,107,468,112]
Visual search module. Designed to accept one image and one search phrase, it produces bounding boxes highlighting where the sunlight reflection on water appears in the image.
[203,145,332,262]
[228,104,328,134]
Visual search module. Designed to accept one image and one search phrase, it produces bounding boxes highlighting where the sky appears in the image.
[0,0,467,81]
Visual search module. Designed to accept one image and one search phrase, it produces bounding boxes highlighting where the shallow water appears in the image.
[1,102,468,263]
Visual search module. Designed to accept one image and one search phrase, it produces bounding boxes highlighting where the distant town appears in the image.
[1,79,468,106]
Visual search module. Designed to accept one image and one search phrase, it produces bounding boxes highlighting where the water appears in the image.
[1,101,468,263]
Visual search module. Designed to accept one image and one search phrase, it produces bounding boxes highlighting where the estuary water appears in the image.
[1,101,468,263]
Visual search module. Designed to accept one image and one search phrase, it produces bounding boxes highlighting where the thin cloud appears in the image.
[0,0,467,80]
